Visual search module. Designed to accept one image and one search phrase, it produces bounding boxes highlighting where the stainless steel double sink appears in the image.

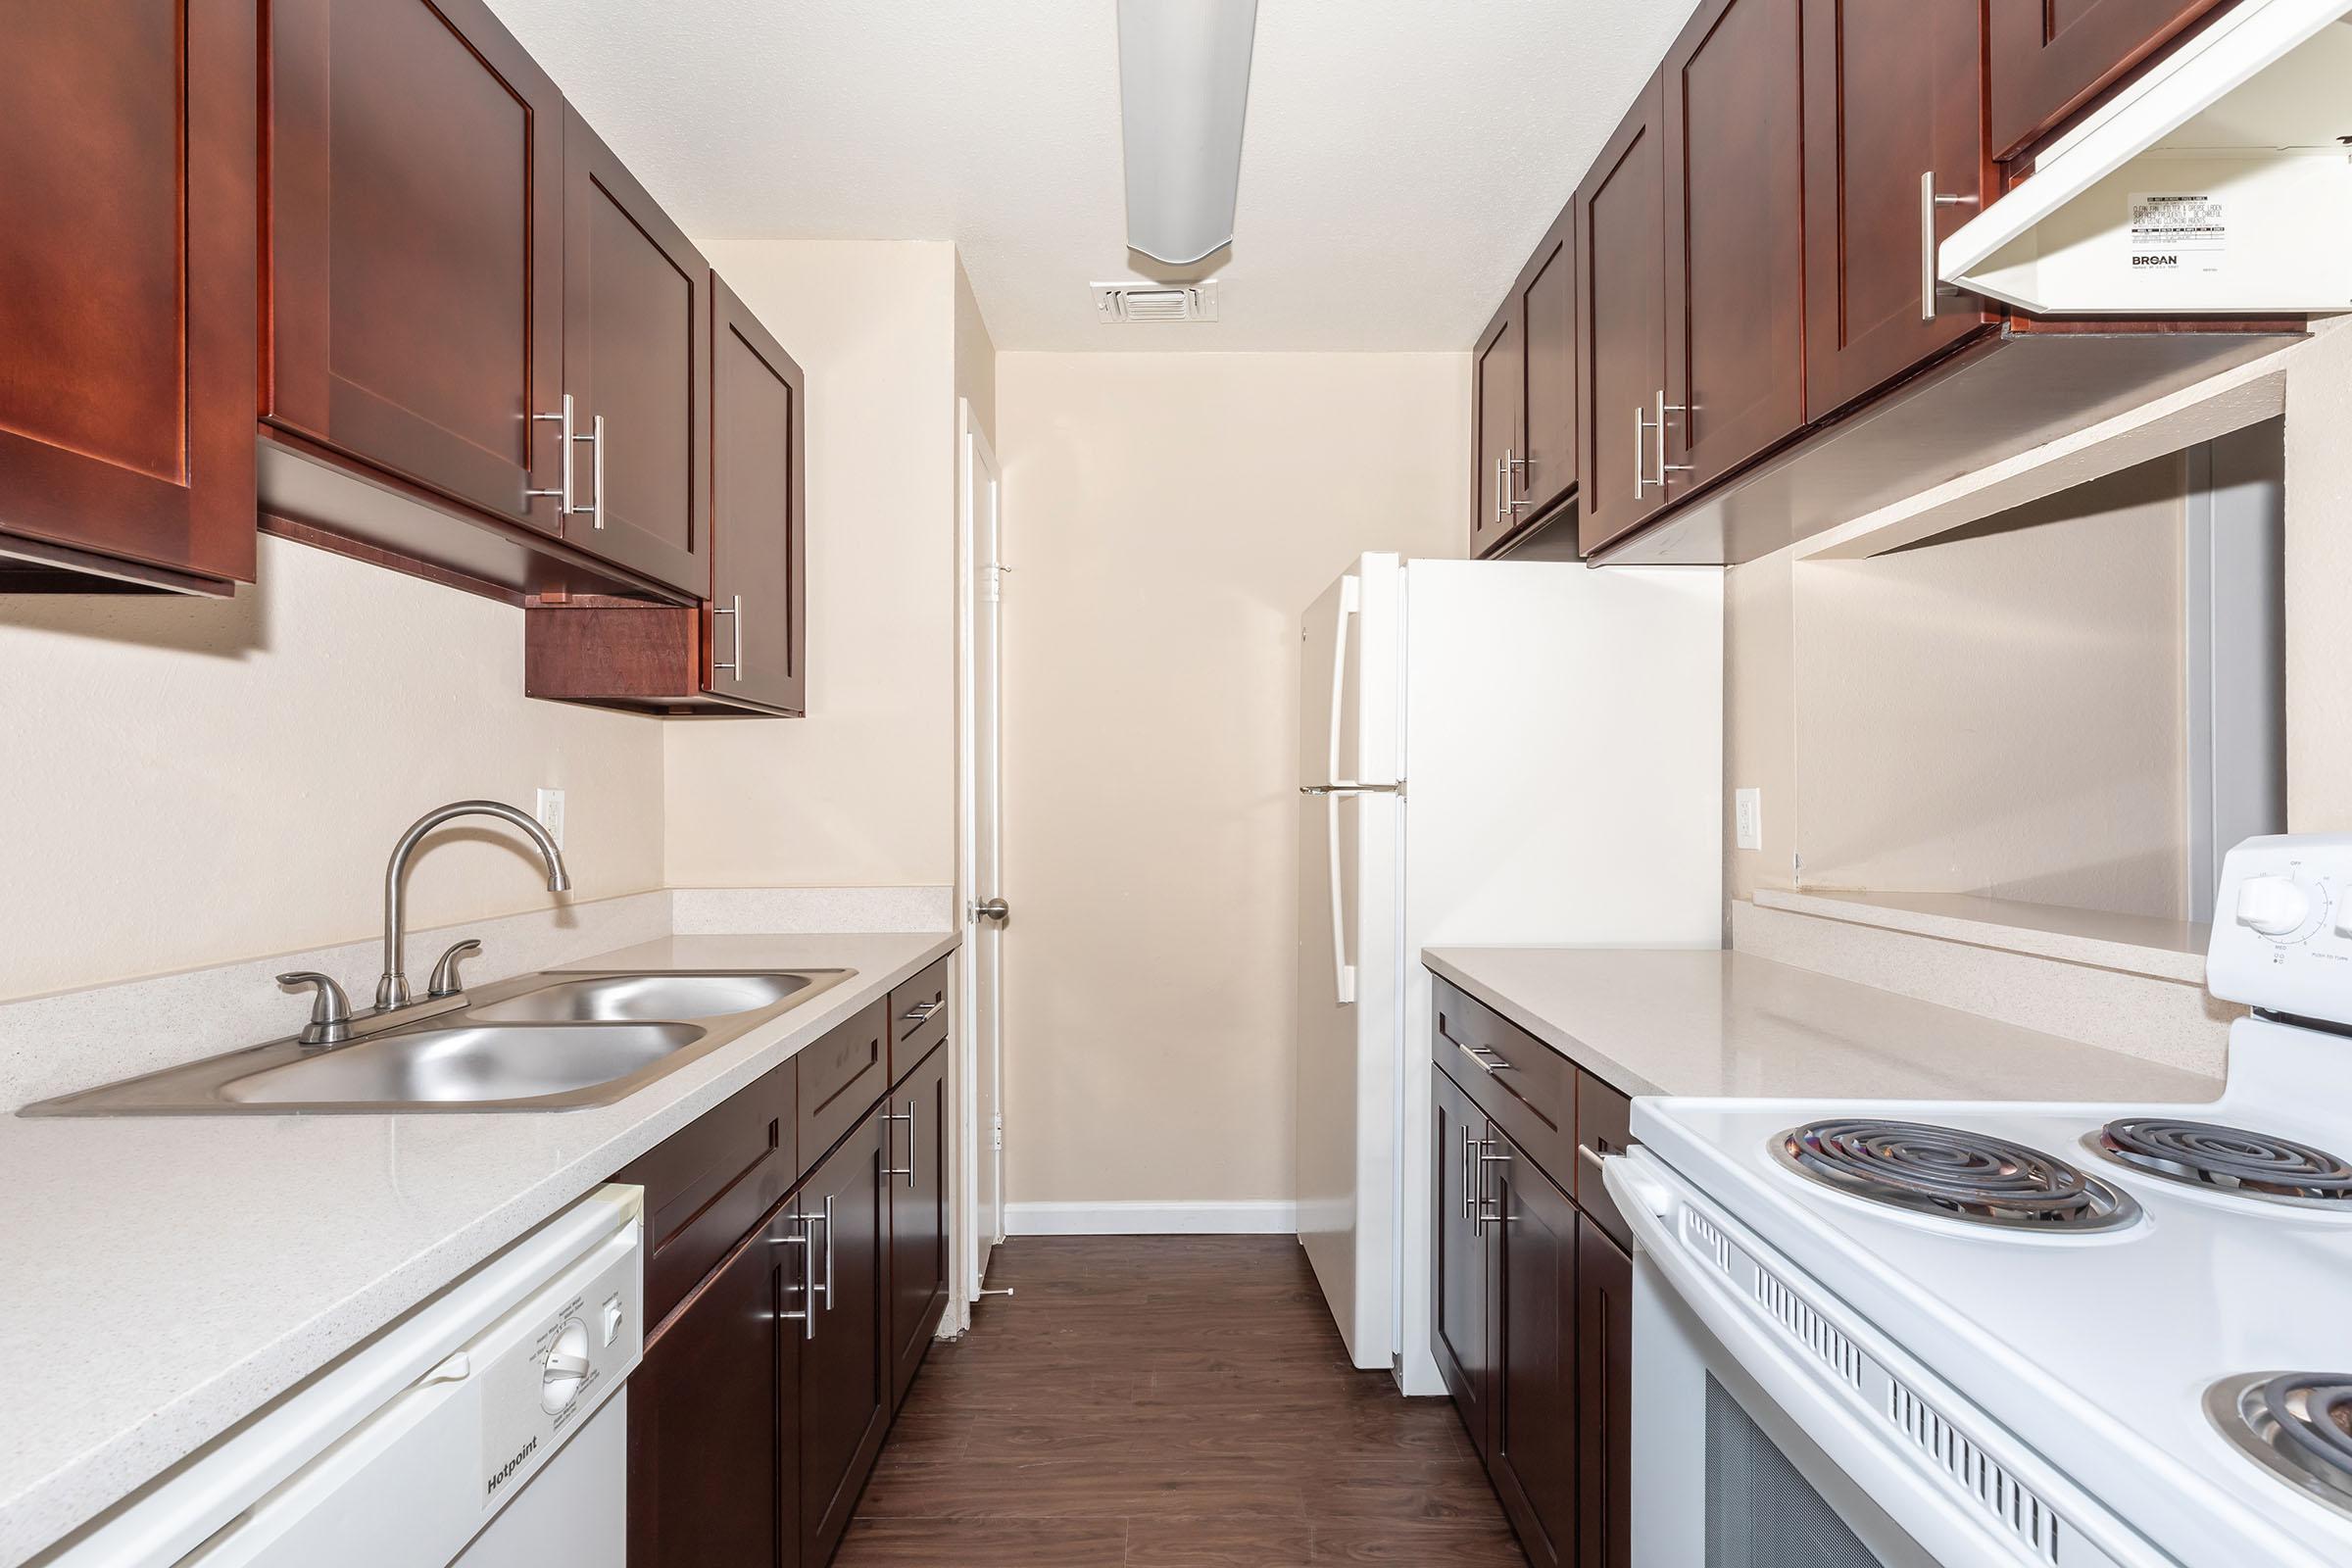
[24,968,854,1116]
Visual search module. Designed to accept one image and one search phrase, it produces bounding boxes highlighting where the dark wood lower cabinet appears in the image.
[1432,1066,1494,1460]
[1577,1218,1634,1568]
[799,1114,893,1567]
[887,1044,953,1410]
[626,1196,804,1568]
[1489,1132,1580,1568]
[627,972,955,1567]
[1433,1046,1635,1568]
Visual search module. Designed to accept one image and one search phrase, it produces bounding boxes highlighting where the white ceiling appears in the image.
[481,1,1703,351]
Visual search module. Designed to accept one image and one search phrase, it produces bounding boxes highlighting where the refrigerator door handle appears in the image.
[1325,574,1357,785]
[1326,789,1356,1004]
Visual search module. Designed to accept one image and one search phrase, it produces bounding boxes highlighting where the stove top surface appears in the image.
[1635,1015,2352,1568]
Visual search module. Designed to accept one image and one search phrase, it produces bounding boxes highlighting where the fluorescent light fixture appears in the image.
[1116,0,1258,265]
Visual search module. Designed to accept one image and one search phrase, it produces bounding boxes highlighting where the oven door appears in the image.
[1603,1150,2171,1568]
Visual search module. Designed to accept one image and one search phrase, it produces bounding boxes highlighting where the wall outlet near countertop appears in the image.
[1735,788,1762,852]
[535,787,566,848]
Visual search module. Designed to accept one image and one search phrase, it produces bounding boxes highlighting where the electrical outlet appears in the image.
[1735,788,1762,852]
[535,787,566,849]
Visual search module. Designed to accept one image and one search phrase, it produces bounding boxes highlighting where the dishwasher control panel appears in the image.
[477,1215,644,1509]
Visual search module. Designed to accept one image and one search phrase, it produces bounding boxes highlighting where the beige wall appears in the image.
[0,535,665,1002]
[664,240,962,888]
[2285,322,2352,833]
[1727,455,2192,919]
[996,351,1469,1208]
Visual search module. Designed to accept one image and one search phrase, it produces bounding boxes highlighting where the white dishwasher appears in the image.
[52,1185,644,1568]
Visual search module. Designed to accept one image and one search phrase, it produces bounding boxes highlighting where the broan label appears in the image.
[2129,193,2226,274]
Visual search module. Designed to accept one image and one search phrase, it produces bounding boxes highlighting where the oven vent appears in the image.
[1093,279,1220,323]
[1754,1272,1863,1388]
[1888,1382,2064,1565]
[1683,1207,1734,1271]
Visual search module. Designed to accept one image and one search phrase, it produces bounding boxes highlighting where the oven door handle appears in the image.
[1601,1152,2178,1568]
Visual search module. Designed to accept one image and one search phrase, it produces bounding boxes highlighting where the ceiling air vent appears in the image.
[1094,279,1219,323]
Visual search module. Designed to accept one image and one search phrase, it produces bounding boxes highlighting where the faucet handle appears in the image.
[277,972,353,1048]
[427,940,483,1000]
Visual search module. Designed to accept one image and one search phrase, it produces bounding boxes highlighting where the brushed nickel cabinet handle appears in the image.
[1921,172,1981,321]
[1476,1142,1510,1230]
[1463,1044,1513,1073]
[578,414,606,529]
[883,1102,916,1186]
[711,594,744,678]
[1656,390,1693,487]
[525,393,575,515]
[772,1212,816,1339]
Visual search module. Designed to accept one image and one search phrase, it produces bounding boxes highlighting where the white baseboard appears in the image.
[1003,1200,1298,1236]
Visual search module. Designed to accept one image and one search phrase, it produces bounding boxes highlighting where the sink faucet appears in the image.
[378,800,570,1009]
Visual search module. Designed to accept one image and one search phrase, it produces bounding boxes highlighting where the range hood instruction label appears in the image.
[2128,193,2226,273]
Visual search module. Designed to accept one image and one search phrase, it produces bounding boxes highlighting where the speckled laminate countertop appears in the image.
[1423,947,2223,1103]
[0,931,956,1568]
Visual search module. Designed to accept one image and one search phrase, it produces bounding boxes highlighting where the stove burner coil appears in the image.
[1774,1119,2139,1231]
[2098,1118,2352,1205]
[2208,1373,2352,1517]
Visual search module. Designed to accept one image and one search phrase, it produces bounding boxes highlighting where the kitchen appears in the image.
[3,2,2349,1566]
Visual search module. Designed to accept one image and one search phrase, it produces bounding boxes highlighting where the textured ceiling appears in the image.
[480,1,1704,351]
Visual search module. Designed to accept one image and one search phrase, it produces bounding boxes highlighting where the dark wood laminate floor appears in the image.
[835,1236,1527,1567]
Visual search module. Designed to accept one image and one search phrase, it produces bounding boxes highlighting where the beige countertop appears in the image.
[0,931,956,1568]
[1423,946,2224,1103]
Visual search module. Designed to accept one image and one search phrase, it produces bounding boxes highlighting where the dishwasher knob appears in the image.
[541,1318,591,1413]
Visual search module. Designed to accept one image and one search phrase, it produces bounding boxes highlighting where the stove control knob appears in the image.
[2236,874,2313,938]
[541,1317,591,1413]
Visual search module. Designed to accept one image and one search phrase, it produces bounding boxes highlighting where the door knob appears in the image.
[972,898,1010,923]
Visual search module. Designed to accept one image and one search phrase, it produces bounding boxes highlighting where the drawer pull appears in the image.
[901,1000,945,1024]
[1464,1045,1514,1072]
[1578,1142,1606,1174]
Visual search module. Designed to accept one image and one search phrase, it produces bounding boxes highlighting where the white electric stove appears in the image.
[1604,833,2352,1568]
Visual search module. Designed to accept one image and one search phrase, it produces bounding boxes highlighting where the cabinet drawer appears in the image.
[800,998,890,1170]
[1432,978,1577,1186]
[889,956,951,1085]
[1574,1069,1636,1251]
[616,1057,797,1328]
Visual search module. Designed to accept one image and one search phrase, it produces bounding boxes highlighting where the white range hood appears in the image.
[1940,0,2352,316]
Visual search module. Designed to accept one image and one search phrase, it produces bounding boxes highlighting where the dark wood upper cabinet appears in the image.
[562,109,710,598]
[1575,72,1671,557]
[710,275,808,713]
[1470,204,1580,559]
[1470,306,1524,557]
[626,1198,803,1568]
[1431,1067,1494,1461]
[1488,1133,1580,1568]
[1518,212,1579,525]
[0,0,256,593]
[1663,0,1808,490]
[1575,1218,1633,1568]
[1801,0,1995,422]
[800,1114,892,1568]
[887,1043,953,1411]
[1986,0,2235,162]
[265,0,565,538]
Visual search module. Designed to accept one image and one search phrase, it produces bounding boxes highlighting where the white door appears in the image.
[956,401,1007,1310]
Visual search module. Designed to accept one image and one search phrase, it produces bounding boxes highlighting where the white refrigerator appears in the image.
[1295,553,1722,1396]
